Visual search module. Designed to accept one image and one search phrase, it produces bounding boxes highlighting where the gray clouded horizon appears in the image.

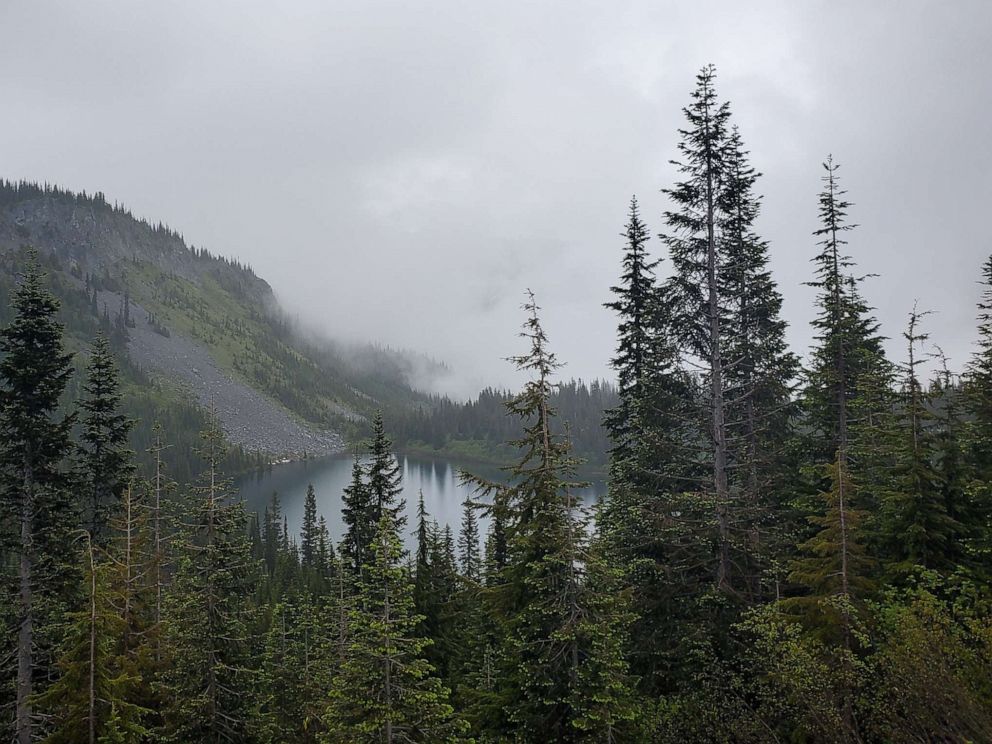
[2,1,990,397]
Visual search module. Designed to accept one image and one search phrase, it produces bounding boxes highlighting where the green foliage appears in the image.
[464,293,639,741]
[78,332,134,544]
[36,538,150,743]
[392,379,618,471]
[160,423,258,743]
[0,251,78,744]
[324,511,467,742]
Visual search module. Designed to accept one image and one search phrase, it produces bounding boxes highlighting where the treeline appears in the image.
[390,379,617,469]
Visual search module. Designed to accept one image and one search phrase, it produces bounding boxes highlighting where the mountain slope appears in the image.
[0,180,432,467]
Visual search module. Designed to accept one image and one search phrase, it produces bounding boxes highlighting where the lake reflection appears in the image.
[237,454,605,549]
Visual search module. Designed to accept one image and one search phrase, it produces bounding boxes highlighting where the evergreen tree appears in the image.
[340,456,372,576]
[263,491,282,577]
[301,483,318,569]
[603,196,660,480]
[161,422,257,742]
[36,535,148,743]
[600,199,696,694]
[105,484,159,721]
[413,491,434,623]
[787,456,874,644]
[258,595,327,743]
[0,252,76,744]
[796,157,888,645]
[316,515,333,580]
[718,127,799,598]
[965,254,992,462]
[464,293,638,741]
[457,498,481,582]
[78,332,134,545]
[803,157,887,464]
[879,308,960,576]
[366,411,405,532]
[660,63,735,595]
[145,425,174,658]
[962,254,992,570]
[324,511,466,743]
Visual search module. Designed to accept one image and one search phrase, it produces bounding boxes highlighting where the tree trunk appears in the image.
[88,537,97,744]
[383,573,393,744]
[16,461,34,744]
[704,111,731,595]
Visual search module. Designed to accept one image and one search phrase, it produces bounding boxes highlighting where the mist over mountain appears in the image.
[0,180,447,464]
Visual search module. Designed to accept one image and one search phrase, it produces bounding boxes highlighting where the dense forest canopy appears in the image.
[1,65,991,744]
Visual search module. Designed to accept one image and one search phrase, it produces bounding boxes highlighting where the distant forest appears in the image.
[390,379,617,470]
[2,64,991,744]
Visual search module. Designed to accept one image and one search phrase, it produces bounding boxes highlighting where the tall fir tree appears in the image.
[803,157,887,465]
[258,595,328,744]
[660,63,736,594]
[0,252,76,744]
[962,254,992,571]
[341,455,372,576]
[300,482,319,570]
[78,332,134,545]
[600,198,697,694]
[457,498,482,582]
[366,411,405,532]
[603,196,661,482]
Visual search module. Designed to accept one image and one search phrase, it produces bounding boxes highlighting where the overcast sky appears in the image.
[2,1,990,396]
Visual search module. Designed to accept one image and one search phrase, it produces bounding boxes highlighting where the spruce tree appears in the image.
[600,198,696,693]
[341,456,372,576]
[105,484,159,721]
[324,511,466,743]
[0,252,76,744]
[962,254,992,571]
[316,515,333,580]
[263,491,282,576]
[301,482,318,569]
[78,332,134,545]
[603,196,661,480]
[145,425,174,659]
[258,595,327,743]
[803,157,887,465]
[660,63,735,594]
[787,456,874,643]
[457,498,482,582]
[366,411,405,532]
[965,254,992,459]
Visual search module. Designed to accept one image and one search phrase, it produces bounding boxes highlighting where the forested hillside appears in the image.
[1,65,991,743]
[391,379,617,470]
[0,182,440,478]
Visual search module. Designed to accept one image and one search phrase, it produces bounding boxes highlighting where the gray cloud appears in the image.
[2,1,990,393]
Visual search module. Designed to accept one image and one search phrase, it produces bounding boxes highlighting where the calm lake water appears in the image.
[237,454,606,549]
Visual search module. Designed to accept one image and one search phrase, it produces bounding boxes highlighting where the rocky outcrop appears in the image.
[101,288,345,458]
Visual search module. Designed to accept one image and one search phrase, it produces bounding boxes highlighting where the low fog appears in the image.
[2,1,990,394]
